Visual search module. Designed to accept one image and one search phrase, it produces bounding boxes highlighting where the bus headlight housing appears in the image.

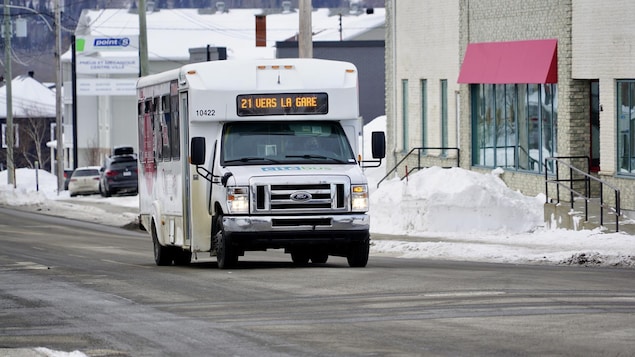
[351,184,369,212]
[227,186,249,214]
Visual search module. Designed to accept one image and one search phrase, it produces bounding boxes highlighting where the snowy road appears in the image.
[2,207,635,356]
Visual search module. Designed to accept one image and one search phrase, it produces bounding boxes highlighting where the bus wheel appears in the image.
[291,250,310,265]
[215,220,237,269]
[311,253,328,264]
[347,240,369,268]
[152,222,173,266]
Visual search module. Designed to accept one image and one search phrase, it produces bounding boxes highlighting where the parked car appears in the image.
[63,168,74,190]
[68,166,101,197]
[99,153,138,197]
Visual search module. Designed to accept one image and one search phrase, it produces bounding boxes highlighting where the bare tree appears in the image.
[84,138,102,166]
[16,116,52,170]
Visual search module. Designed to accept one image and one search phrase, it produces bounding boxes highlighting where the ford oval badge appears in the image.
[290,191,312,202]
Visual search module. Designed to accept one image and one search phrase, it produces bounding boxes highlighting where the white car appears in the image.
[68,166,101,197]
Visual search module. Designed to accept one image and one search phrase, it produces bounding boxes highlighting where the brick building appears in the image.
[385,0,635,214]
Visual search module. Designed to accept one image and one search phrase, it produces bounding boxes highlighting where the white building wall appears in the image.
[110,96,138,150]
[572,0,635,176]
[388,0,460,170]
[571,0,635,203]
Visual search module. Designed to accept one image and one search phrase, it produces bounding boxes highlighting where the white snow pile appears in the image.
[370,166,544,234]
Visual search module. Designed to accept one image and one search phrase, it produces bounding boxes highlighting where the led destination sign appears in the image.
[237,93,328,116]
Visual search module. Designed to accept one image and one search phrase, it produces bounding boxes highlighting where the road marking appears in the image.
[101,259,150,269]
[0,261,50,271]
[423,291,507,298]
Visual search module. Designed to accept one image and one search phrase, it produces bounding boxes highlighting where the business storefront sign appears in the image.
[76,78,137,96]
[77,57,139,74]
[76,36,139,54]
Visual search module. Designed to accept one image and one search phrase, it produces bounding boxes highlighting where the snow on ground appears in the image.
[2,161,634,269]
[1,117,634,269]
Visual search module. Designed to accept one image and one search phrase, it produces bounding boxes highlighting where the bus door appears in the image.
[180,91,193,246]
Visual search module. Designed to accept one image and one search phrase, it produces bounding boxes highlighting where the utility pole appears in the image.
[55,0,63,191]
[71,36,77,170]
[3,0,14,187]
[138,0,149,77]
[298,0,312,58]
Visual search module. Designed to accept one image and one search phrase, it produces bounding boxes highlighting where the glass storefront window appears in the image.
[471,83,558,173]
[617,80,635,174]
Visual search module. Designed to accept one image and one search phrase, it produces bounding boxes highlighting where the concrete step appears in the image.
[544,199,635,235]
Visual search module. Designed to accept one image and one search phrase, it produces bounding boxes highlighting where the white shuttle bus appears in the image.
[137,58,385,269]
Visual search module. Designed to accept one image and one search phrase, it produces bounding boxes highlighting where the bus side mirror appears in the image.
[191,137,206,165]
[371,131,386,159]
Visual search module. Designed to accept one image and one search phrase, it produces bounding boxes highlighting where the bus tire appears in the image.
[215,218,237,269]
[311,253,328,264]
[291,249,310,265]
[347,240,369,268]
[152,222,173,266]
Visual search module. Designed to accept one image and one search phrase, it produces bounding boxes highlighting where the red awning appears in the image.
[458,39,558,84]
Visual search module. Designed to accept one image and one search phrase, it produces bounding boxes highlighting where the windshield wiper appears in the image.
[224,157,281,164]
[285,155,348,164]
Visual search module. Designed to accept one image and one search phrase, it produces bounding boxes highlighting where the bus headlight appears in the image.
[351,184,369,212]
[227,187,249,214]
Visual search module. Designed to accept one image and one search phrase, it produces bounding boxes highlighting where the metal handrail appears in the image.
[376,147,460,187]
[544,156,621,232]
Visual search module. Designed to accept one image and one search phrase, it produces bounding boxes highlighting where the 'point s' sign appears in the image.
[93,37,131,47]
[76,35,139,53]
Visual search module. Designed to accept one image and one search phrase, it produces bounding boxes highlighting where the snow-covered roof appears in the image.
[63,7,385,61]
[0,75,56,118]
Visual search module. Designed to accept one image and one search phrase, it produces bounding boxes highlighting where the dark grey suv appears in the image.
[99,153,138,197]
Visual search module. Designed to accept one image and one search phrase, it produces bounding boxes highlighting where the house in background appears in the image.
[61,3,385,168]
[0,72,57,172]
[385,0,635,219]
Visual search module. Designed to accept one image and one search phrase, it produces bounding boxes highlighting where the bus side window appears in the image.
[142,99,155,167]
[171,92,180,160]
[161,95,171,161]
[153,97,162,161]
[137,101,144,167]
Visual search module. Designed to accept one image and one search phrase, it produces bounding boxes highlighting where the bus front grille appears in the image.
[251,176,349,214]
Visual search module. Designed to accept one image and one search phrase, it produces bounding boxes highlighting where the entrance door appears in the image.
[590,80,600,172]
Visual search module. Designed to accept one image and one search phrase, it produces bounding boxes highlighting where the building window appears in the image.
[617,80,635,175]
[440,79,448,155]
[471,83,558,173]
[1,124,19,148]
[420,79,427,151]
[402,79,408,152]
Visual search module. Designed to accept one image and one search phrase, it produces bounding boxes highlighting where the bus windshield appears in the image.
[221,121,357,166]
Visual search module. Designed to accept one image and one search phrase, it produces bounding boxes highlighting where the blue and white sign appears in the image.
[93,37,131,48]
[76,35,139,54]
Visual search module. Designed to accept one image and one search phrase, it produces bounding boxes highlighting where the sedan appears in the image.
[68,166,101,197]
